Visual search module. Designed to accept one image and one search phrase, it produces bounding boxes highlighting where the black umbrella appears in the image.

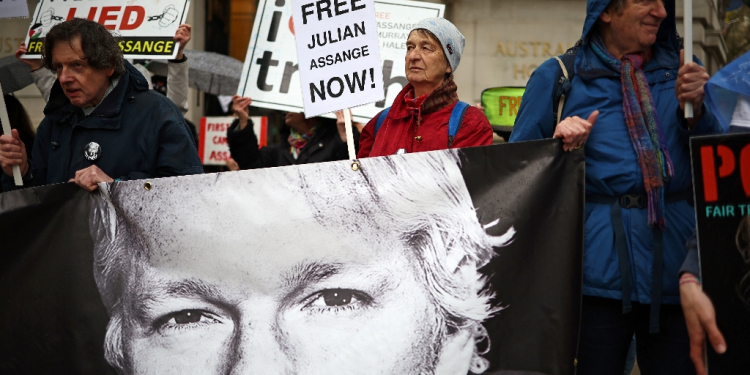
[0,55,34,94]
[145,50,243,96]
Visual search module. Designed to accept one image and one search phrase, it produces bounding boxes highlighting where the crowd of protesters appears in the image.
[1,0,750,373]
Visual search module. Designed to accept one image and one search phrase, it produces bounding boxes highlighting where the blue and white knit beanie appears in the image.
[411,17,465,73]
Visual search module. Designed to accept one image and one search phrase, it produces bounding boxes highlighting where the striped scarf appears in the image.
[591,37,675,228]
[288,125,316,160]
[403,74,459,126]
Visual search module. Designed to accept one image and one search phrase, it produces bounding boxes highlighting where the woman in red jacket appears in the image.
[357,18,493,158]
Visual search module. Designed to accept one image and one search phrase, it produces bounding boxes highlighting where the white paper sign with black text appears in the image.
[290,0,383,118]
[22,0,191,59]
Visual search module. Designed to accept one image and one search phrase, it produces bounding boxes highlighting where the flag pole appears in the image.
[684,0,694,118]
[344,108,356,160]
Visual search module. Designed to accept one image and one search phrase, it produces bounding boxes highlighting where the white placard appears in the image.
[0,0,29,19]
[199,116,267,166]
[291,0,383,118]
[238,0,444,123]
[22,0,191,59]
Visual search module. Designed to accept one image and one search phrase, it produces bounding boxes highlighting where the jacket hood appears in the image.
[581,0,679,49]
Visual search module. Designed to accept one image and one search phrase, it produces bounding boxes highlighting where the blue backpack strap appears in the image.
[374,107,391,138]
[447,101,470,148]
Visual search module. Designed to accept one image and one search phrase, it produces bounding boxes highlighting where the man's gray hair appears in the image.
[90,150,514,373]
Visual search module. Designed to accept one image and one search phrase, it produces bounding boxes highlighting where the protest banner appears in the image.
[691,133,750,373]
[0,0,29,19]
[21,0,190,59]
[238,0,443,123]
[198,116,268,166]
[1,140,583,375]
[290,0,383,118]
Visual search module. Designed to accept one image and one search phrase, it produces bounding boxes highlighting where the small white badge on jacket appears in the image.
[85,142,101,161]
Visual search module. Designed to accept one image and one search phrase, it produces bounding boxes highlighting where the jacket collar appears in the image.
[576,37,681,80]
[43,61,149,128]
[388,75,459,119]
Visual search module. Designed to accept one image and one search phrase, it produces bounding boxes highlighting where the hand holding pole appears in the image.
[0,82,23,186]
[684,0,694,118]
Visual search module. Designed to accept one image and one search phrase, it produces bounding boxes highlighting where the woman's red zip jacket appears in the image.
[357,80,493,158]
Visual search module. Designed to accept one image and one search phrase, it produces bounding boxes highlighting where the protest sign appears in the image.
[481,86,525,132]
[22,0,190,59]
[198,116,268,166]
[1,140,583,375]
[238,0,443,122]
[0,0,29,19]
[691,133,750,374]
[290,0,383,118]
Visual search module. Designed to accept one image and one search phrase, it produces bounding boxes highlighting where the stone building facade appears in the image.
[0,0,728,127]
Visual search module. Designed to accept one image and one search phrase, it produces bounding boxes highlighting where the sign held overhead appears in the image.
[291,0,384,118]
[22,0,191,60]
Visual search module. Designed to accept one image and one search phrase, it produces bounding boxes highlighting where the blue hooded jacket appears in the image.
[510,0,723,305]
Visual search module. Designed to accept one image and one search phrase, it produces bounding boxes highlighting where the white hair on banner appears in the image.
[90,149,514,374]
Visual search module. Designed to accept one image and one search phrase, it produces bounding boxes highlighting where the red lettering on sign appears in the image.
[65,7,98,21]
[209,151,231,161]
[87,7,98,21]
[701,146,719,202]
[212,136,227,145]
[99,7,120,30]
[207,123,231,132]
[741,145,750,198]
[120,6,145,30]
[701,144,750,203]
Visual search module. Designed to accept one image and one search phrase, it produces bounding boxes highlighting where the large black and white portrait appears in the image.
[90,151,515,374]
[0,140,583,375]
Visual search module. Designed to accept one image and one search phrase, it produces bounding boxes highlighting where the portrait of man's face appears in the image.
[91,151,513,374]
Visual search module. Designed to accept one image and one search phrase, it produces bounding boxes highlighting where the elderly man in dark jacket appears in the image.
[0,19,202,192]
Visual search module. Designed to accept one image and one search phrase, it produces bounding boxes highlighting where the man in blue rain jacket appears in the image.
[510,0,723,373]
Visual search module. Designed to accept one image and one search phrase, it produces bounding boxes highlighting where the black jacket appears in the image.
[2,61,202,191]
[226,118,358,169]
